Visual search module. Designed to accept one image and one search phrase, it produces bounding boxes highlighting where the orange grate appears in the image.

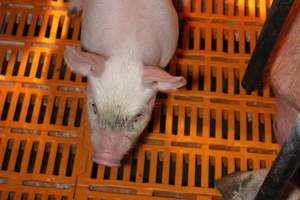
[0,0,279,199]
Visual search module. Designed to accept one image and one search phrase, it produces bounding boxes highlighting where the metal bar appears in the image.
[255,116,300,200]
[241,0,294,93]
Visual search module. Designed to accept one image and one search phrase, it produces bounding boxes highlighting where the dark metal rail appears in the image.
[255,116,300,200]
[242,0,294,93]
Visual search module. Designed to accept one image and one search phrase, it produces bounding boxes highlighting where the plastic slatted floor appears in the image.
[0,0,278,199]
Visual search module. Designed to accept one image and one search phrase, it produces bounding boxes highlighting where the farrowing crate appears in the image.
[0,0,278,199]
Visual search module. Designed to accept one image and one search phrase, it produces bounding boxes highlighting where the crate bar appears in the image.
[255,116,300,200]
[242,0,294,92]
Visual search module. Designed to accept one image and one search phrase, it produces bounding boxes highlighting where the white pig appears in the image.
[64,0,186,167]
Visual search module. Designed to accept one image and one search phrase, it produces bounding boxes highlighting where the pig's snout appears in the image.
[91,129,134,167]
[93,151,123,167]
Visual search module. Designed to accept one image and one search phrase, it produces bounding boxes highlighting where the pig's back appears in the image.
[81,0,179,67]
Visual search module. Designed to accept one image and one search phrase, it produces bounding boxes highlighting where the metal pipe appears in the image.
[255,116,300,200]
[241,0,294,93]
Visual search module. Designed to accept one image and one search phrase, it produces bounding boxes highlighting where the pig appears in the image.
[64,0,186,167]
[269,9,300,147]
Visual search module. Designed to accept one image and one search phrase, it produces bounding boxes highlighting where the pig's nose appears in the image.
[93,151,122,167]
[91,129,131,167]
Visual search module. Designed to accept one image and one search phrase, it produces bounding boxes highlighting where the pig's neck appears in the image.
[103,54,143,78]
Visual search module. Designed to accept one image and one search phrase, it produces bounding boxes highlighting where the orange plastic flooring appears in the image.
[0,0,278,199]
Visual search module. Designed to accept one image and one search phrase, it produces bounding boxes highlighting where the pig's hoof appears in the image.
[68,0,83,16]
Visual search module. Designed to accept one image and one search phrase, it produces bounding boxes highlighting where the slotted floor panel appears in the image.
[0,184,73,200]
[0,0,278,199]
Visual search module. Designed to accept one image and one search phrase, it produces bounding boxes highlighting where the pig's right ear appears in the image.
[143,66,186,92]
[64,46,105,76]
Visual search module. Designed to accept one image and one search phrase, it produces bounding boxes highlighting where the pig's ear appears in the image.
[64,46,105,76]
[143,66,186,92]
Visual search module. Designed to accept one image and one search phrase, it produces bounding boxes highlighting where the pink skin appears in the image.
[91,129,134,167]
[273,97,299,146]
[269,5,300,146]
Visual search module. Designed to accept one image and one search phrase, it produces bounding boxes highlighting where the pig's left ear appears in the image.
[64,46,105,76]
[143,66,186,92]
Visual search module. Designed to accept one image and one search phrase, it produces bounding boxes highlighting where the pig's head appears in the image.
[64,46,186,167]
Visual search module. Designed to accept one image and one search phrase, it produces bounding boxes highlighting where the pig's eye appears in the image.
[126,112,145,130]
[91,103,97,114]
[133,113,144,123]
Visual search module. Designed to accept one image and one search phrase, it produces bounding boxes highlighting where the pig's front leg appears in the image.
[68,0,84,15]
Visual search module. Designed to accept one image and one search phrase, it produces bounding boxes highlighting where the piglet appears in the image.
[64,0,186,167]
